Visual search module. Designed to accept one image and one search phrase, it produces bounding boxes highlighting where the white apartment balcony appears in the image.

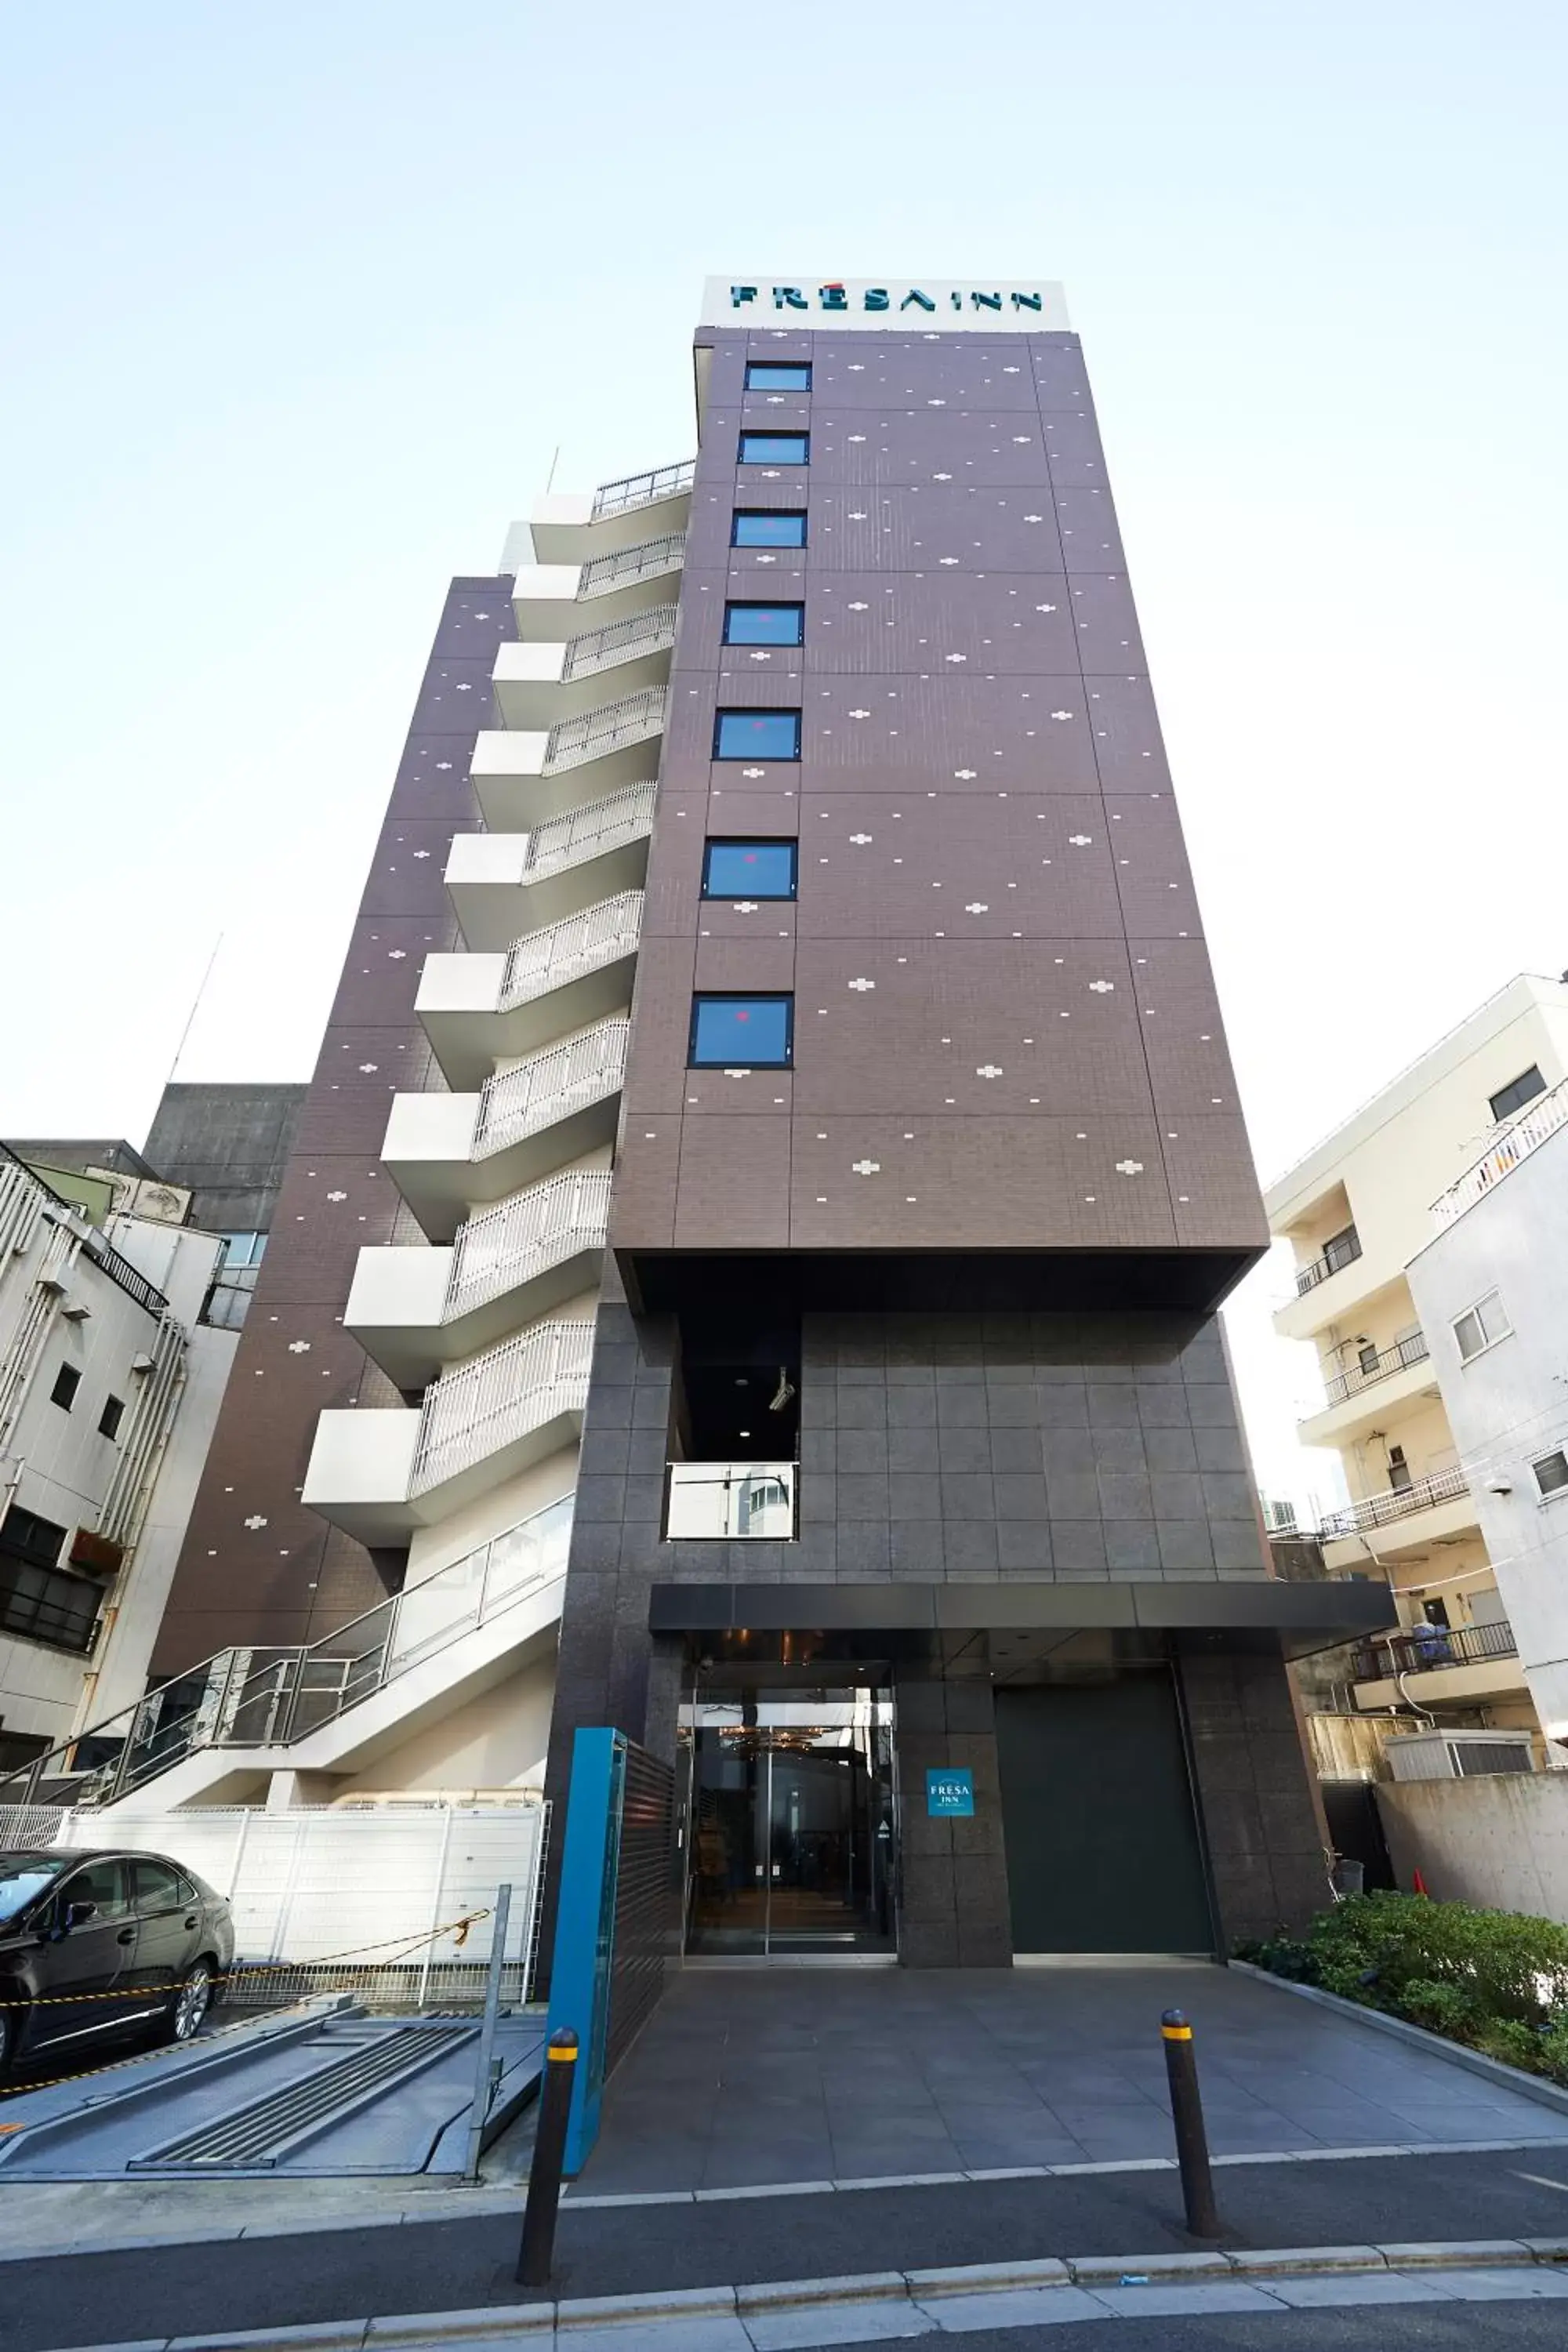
[1348,1618,1528,1713]
[470,690,666,832]
[344,1169,613,1390]
[1319,1464,1480,1571]
[382,1017,630,1241]
[528,461,695,564]
[1272,1225,1385,1342]
[491,607,677,730]
[1432,1075,1568,1228]
[510,535,688,641]
[1296,1330,1439,1450]
[303,1318,594,1543]
[445,783,656,951]
[418,892,643,1088]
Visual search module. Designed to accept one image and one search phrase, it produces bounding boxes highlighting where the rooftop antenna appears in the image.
[164,932,224,1093]
[545,444,561,492]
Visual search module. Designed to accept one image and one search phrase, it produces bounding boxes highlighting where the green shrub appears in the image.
[1236,1891,1568,2074]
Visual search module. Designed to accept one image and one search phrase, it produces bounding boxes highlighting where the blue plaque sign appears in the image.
[926,1767,975,1818]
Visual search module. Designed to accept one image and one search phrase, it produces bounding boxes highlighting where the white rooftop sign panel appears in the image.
[701,277,1070,333]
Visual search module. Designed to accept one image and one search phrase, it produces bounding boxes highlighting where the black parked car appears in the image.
[0,1849,234,2078]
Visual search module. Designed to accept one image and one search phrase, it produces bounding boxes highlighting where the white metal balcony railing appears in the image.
[1319,1464,1471,1542]
[412,1321,595,1494]
[446,1169,614,1323]
[544,688,667,777]
[1432,1076,1568,1227]
[523,783,659,887]
[474,1019,631,1159]
[579,534,687,601]
[665,1462,798,1540]
[590,459,695,522]
[1318,1330,1431,1409]
[561,605,678,683]
[499,892,644,1014]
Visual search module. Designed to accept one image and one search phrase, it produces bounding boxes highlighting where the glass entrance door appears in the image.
[684,1686,896,1955]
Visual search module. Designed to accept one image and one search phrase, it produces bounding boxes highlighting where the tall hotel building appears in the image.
[143,278,1387,1958]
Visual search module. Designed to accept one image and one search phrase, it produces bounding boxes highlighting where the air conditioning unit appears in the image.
[1386,1730,1536,1782]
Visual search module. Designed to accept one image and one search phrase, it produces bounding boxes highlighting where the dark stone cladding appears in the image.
[153,581,517,1674]
[540,1298,1338,1965]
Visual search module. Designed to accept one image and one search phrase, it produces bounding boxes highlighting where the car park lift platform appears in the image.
[0,1996,546,2179]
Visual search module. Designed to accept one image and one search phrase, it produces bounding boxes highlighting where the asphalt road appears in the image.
[5,2145,1568,2352]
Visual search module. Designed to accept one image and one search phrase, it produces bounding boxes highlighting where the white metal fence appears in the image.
[475,1020,630,1158]
[524,784,657,885]
[561,606,677,682]
[544,688,667,776]
[411,1321,595,1494]
[1432,1076,1568,1226]
[0,1802,550,2008]
[500,891,643,1011]
[447,1171,612,1322]
[579,533,686,600]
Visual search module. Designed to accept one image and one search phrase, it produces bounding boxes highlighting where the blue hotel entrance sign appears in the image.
[926,1767,975,1817]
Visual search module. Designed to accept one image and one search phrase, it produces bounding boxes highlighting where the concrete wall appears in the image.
[1406,1117,1568,1741]
[143,1082,307,1240]
[1376,1772,1568,1924]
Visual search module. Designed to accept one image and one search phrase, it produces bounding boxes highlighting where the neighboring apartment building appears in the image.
[67,274,1386,1964]
[1265,975,1568,1740]
[1406,1073,1568,1752]
[0,1146,228,1767]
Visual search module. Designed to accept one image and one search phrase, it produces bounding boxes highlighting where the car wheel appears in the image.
[154,1962,212,2048]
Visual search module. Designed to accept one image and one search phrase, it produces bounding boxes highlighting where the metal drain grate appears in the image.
[133,2023,475,2169]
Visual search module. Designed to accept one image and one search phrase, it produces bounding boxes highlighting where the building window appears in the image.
[1490,1066,1548,1123]
[221,1232,267,1269]
[0,1506,100,1656]
[714,709,800,761]
[49,1364,80,1412]
[702,840,798,900]
[690,995,793,1068]
[724,602,804,647]
[1534,1450,1568,1498]
[1453,1290,1512,1363]
[98,1396,125,1442]
[1387,1443,1413,1493]
[739,432,808,466]
[732,510,806,549]
[746,363,811,391]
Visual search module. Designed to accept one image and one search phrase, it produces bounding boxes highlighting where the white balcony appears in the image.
[1296,1334,1439,1451]
[508,535,687,641]
[346,1170,613,1389]
[446,783,657,950]
[1432,1076,1568,1228]
[526,462,694,564]
[1319,1465,1481,1570]
[470,690,666,833]
[382,1017,630,1240]
[303,1319,594,1543]
[491,608,677,730]
[418,893,643,1088]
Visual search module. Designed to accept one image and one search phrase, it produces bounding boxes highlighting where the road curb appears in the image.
[1230,1958,1568,2119]
[48,2236,1568,2350]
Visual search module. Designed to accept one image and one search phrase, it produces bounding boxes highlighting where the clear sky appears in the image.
[3,1,1565,1511]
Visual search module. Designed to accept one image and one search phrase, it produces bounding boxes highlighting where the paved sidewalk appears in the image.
[7,2143,1568,2351]
[580,1964,1568,2194]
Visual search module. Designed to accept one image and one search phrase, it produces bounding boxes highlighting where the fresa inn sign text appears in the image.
[699,277,1069,335]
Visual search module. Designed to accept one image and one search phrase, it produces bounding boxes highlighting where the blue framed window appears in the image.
[739,432,808,466]
[732,510,806,549]
[724,602,804,647]
[690,995,793,1068]
[746,363,811,391]
[714,709,800,761]
[702,840,797,899]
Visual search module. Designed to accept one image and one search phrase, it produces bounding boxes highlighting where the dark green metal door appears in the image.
[994,1673,1214,1955]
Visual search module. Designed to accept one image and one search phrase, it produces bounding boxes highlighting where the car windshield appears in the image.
[0,1855,62,1924]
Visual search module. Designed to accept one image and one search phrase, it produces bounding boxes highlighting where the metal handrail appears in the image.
[0,1143,172,1321]
[411,1322,594,1494]
[474,1019,630,1158]
[524,784,657,881]
[446,1170,613,1322]
[561,606,677,682]
[499,891,643,1011]
[1432,1076,1568,1226]
[590,460,695,521]
[1294,1229,1363,1297]
[1353,1619,1519,1682]
[544,688,666,775]
[579,534,687,600]
[1319,1330,1430,1408]
[0,1495,575,1810]
[1319,1464,1471,1541]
